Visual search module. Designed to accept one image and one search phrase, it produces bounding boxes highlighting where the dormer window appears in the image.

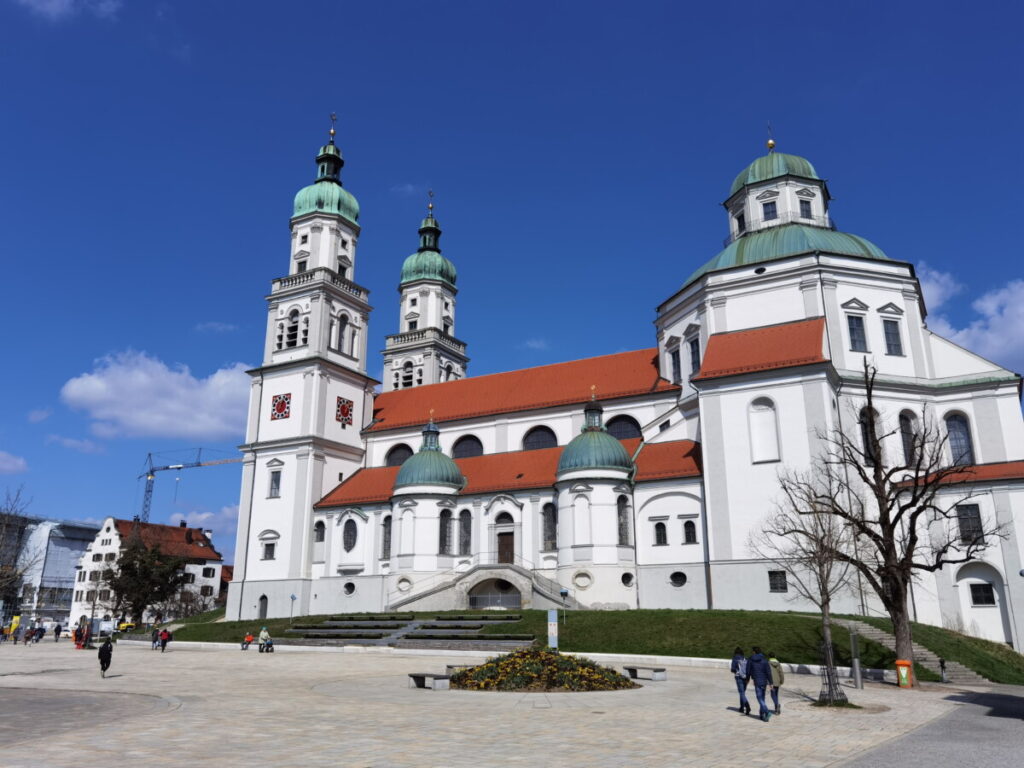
[735,213,746,233]
[762,201,777,220]
[300,234,308,244]
[410,297,417,307]
[799,199,812,219]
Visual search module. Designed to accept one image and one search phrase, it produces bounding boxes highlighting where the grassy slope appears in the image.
[149,608,936,679]
[853,616,1024,685]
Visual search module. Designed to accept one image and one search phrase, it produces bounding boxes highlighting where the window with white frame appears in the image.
[683,520,697,544]
[969,583,996,606]
[946,414,975,465]
[847,314,868,352]
[200,585,214,597]
[542,504,557,551]
[262,542,276,560]
[202,567,215,578]
[768,570,788,592]
[688,338,700,376]
[956,504,984,546]
[381,516,392,559]
[799,199,812,219]
[654,521,668,546]
[883,319,903,356]
[669,347,681,384]
[762,201,778,220]
[268,470,281,498]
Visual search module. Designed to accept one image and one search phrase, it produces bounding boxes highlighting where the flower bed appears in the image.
[450,647,639,692]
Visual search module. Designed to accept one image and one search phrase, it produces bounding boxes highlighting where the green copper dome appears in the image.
[400,213,457,288]
[729,152,819,197]
[292,141,360,222]
[394,421,465,490]
[685,223,888,287]
[557,401,633,476]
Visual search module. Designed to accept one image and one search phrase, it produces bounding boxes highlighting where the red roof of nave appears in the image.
[315,438,702,507]
[693,317,828,381]
[368,349,678,433]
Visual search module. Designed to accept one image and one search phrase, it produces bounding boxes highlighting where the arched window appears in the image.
[313,521,325,542]
[899,411,919,465]
[381,516,392,559]
[542,503,557,550]
[606,415,642,441]
[342,519,357,552]
[385,444,413,467]
[402,361,414,389]
[285,310,300,348]
[654,521,667,546]
[684,520,697,544]
[438,509,453,554]
[275,322,284,350]
[946,413,975,465]
[452,435,483,459]
[459,510,472,555]
[495,512,514,525]
[301,316,309,346]
[749,397,780,463]
[617,496,630,546]
[522,426,557,451]
[445,364,454,381]
[859,408,880,467]
[337,314,349,352]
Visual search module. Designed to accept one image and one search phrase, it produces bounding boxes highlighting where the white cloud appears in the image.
[46,434,104,454]
[27,408,51,423]
[917,262,963,312]
[194,321,238,334]
[14,0,120,21]
[930,279,1024,374]
[60,350,251,440]
[0,451,29,475]
[520,338,549,350]
[170,505,239,562]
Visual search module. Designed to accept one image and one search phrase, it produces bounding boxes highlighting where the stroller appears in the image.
[259,637,275,653]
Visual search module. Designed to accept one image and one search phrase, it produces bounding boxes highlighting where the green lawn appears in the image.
[144,608,935,679]
[852,616,1024,685]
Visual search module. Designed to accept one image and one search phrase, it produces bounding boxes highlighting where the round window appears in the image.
[343,582,356,595]
[396,577,412,593]
[621,572,634,587]
[670,571,687,587]
[754,267,766,275]
[573,571,593,589]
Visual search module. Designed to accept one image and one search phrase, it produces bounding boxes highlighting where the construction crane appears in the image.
[138,449,243,523]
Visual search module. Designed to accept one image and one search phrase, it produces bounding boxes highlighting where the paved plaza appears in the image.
[0,641,1014,767]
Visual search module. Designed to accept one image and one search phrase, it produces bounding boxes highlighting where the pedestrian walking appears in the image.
[98,638,113,678]
[730,647,750,715]
[53,624,62,643]
[746,646,773,722]
[768,652,785,715]
[258,627,271,653]
[159,628,170,653]
[151,627,160,651]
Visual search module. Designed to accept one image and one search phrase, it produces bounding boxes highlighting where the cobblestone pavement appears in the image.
[0,642,982,767]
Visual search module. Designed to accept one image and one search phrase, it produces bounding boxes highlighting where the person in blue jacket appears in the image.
[730,647,750,715]
[746,646,773,721]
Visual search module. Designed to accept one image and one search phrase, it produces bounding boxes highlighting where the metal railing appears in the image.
[469,593,522,609]
[724,211,837,247]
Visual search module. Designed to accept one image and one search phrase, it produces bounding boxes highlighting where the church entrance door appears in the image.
[497,532,514,564]
[258,595,268,620]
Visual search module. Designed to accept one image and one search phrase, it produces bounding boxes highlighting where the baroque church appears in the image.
[226,130,1024,647]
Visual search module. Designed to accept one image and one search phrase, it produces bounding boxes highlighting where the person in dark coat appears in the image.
[730,647,750,715]
[98,639,113,678]
[746,646,773,721]
[53,624,62,642]
[151,627,160,651]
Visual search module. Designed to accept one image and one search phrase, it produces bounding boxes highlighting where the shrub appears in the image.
[450,647,639,692]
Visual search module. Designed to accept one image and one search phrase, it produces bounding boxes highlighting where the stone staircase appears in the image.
[839,618,988,684]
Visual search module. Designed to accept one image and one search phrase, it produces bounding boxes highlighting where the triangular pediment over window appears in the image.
[841,298,869,311]
[877,302,904,315]
[795,188,817,198]
[755,190,780,200]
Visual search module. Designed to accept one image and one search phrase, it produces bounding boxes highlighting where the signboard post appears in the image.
[547,609,559,651]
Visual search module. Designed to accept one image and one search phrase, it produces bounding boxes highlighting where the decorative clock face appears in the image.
[336,396,354,428]
[271,393,291,420]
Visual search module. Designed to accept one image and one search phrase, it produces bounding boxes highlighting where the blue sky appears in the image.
[2,0,1021,564]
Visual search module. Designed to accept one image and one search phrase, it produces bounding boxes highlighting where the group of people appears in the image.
[0,624,60,644]
[240,627,273,652]
[731,646,785,722]
[150,628,173,652]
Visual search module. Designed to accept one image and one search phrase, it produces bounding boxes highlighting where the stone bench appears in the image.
[623,665,667,681]
[408,672,450,690]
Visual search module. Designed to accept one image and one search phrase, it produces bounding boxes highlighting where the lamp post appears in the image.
[559,588,569,625]
[289,594,297,625]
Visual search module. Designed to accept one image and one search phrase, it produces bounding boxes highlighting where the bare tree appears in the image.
[786,361,1003,675]
[152,588,216,622]
[0,488,44,620]
[749,479,855,703]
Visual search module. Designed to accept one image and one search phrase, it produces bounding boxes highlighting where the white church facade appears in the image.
[226,132,1024,647]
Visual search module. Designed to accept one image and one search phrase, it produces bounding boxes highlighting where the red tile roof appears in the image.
[315,438,701,507]
[925,460,1024,486]
[221,565,234,583]
[368,349,678,432]
[113,520,223,562]
[693,317,828,381]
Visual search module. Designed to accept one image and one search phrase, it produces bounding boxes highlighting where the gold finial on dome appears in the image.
[329,112,337,142]
[427,188,434,214]
[766,138,776,151]
[766,120,775,153]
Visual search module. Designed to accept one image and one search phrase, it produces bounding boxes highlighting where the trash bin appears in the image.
[895,659,913,688]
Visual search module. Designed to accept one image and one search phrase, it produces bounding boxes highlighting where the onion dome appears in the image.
[292,135,360,222]
[685,223,889,286]
[557,400,633,476]
[394,421,465,491]
[729,151,819,197]
[399,212,457,288]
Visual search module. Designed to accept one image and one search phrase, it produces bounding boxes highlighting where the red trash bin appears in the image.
[895,659,913,688]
